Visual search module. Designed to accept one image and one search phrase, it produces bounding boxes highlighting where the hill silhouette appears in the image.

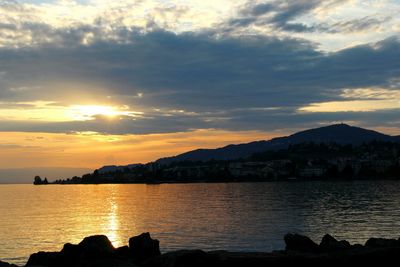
[156,124,399,164]
[49,124,400,184]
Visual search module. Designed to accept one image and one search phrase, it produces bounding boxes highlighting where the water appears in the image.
[1,181,400,265]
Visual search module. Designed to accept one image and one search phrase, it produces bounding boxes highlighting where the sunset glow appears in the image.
[0,0,399,178]
[0,130,280,169]
[2,1,400,266]
[67,105,135,121]
[299,100,400,113]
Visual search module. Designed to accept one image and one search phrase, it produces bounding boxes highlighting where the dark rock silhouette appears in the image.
[129,232,161,261]
[0,261,18,267]
[12,232,400,267]
[27,235,118,267]
[115,245,131,258]
[78,235,115,257]
[26,251,60,267]
[365,237,400,248]
[284,233,319,253]
[319,234,351,252]
[60,243,82,261]
[25,233,159,267]
[142,250,216,267]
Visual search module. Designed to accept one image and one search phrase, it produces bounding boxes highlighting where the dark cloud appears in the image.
[0,27,399,134]
[1,107,399,135]
[330,16,389,33]
[0,29,322,107]
[227,0,325,32]
[227,0,388,33]
[0,114,208,135]
[222,108,400,132]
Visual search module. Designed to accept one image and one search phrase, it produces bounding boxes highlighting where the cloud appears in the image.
[0,0,398,52]
[330,16,390,33]
[0,0,238,47]
[0,28,399,134]
[0,30,321,104]
[225,0,393,36]
[0,1,399,135]
[227,0,340,32]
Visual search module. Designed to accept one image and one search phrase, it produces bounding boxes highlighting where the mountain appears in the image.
[156,124,400,164]
[289,124,396,144]
[97,164,142,174]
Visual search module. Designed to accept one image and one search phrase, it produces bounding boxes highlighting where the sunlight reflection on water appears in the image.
[1,181,400,265]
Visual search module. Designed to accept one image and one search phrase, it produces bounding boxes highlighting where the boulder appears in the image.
[284,233,319,253]
[78,235,115,258]
[319,234,351,252]
[365,238,400,248]
[26,251,60,266]
[351,244,364,250]
[116,245,131,258]
[0,261,18,267]
[129,232,161,261]
[60,242,83,261]
[142,250,215,267]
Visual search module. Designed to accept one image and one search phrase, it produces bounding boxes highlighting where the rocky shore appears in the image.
[3,232,400,267]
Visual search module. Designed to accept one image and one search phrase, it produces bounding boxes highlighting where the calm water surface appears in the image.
[1,182,400,265]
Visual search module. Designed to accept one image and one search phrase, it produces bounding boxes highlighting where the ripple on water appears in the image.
[1,181,400,265]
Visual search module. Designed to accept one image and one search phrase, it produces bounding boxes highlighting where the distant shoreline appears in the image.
[34,139,400,186]
[32,177,400,186]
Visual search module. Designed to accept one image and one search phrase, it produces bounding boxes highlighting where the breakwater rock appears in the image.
[3,232,400,266]
[0,261,18,267]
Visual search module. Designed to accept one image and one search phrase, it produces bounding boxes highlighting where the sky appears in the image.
[0,0,400,172]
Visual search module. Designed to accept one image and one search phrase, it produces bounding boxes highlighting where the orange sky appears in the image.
[1,1,400,172]
[0,130,283,169]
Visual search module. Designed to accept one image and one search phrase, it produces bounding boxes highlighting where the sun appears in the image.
[68,105,126,120]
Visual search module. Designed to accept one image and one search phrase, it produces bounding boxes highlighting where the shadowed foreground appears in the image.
[2,232,400,267]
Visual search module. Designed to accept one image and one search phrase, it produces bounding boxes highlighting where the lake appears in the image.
[1,181,400,265]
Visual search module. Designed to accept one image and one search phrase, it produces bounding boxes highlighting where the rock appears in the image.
[365,238,400,248]
[319,234,351,252]
[60,242,83,262]
[78,235,115,258]
[142,250,217,267]
[0,261,18,267]
[20,232,400,267]
[116,246,131,258]
[26,251,61,266]
[351,244,364,250]
[26,235,116,266]
[129,232,161,261]
[284,233,319,253]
